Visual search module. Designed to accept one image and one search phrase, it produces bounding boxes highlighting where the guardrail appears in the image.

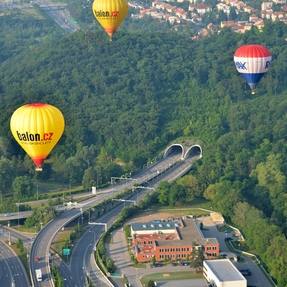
[30,154,190,287]
[92,234,115,287]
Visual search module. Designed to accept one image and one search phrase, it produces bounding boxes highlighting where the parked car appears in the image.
[240,269,252,276]
[152,262,163,268]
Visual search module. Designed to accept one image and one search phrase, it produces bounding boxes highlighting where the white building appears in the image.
[203,259,247,287]
[261,1,273,10]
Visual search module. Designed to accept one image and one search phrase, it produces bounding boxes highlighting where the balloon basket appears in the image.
[35,167,43,172]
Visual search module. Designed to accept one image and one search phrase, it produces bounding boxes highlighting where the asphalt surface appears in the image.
[34,0,79,32]
[0,211,33,222]
[0,240,30,287]
[64,155,201,287]
[30,153,185,287]
[201,217,273,287]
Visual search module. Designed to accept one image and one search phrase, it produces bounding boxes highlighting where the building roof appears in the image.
[204,259,247,281]
[131,221,177,232]
[177,218,205,245]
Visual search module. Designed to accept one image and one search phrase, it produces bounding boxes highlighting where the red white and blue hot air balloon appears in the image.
[234,44,272,94]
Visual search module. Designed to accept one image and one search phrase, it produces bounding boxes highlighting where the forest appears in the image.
[0,12,287,285]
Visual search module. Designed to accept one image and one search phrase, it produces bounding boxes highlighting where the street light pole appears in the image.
[18,204,19,227]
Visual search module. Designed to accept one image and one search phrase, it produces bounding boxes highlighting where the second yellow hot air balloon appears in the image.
[92,0,128,40]
[10,103,65,171]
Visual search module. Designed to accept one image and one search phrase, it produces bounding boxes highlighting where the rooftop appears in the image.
[204,259,247,281]
[177,218,205,244]
[131,221,177,232]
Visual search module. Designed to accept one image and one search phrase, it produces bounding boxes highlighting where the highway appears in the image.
[30,153,184,287]
[61,155,201,287]
[0,211,33,222]
[34,0,80,33]
[0,240,30,287]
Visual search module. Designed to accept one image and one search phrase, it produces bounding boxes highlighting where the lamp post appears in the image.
[16,203,20,227]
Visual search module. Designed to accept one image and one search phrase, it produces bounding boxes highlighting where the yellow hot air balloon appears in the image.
[92,0,128,40]
[10,103,65,171]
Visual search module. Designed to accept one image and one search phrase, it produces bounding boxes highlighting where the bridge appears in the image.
[28,142,202,287]
[0,140,203,222]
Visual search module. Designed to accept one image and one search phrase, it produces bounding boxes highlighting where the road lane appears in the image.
[67,156,201,287]
[0,240,30,287]
[30,154,183,287]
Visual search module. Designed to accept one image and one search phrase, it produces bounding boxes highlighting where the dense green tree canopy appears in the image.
[1,14,287,284]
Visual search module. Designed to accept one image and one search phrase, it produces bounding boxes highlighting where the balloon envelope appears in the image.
[92,0,128,39]
[10,103,65,171]
[234,44,272,94]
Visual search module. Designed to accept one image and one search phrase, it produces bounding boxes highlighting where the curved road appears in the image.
[30,153,183,287]
[66,155,200,287]
[0,240,30,287]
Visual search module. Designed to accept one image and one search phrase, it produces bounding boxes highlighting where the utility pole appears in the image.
[16,203,20,227]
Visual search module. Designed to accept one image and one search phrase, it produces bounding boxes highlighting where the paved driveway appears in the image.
[200,217,273,287]
[108,228,194,287]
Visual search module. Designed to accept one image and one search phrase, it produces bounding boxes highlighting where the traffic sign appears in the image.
[62,248,71,256]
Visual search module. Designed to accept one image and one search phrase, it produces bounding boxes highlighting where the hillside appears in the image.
[1,18,287,284]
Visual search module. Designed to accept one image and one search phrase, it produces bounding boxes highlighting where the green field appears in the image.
[14,225,37,234]
[148,205,211,217]
[141,271,203,285]
[51,228,73,259]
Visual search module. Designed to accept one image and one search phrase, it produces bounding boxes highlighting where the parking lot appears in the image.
[201,217,273,287]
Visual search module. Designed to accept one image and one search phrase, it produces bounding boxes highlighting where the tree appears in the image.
[0,158,15,196]
[82,166,96,190]
[190,248,204,270]
[12,176,34,199]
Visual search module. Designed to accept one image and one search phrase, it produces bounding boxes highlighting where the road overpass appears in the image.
[67,155,201,287]
[0,211,33,222]
[29,152,186,287]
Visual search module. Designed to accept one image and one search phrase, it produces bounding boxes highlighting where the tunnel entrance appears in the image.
[184,145,202,159]
[163,144,184,160]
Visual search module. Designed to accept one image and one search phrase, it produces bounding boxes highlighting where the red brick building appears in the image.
[130,218,219,263]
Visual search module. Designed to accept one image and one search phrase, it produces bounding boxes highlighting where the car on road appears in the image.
[180,261,189,266]
[34,256,41,262]
[240,269,252,276]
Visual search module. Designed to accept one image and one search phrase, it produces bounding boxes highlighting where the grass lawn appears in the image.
[141,271,203,285]
[14,225,37,234]
[51,228,73,258]
[133,262,146,268]
[150,207,210,217]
